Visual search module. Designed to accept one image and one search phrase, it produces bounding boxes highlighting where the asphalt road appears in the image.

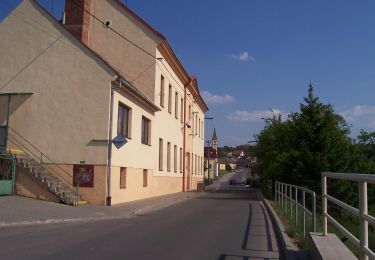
[0,173,282,260]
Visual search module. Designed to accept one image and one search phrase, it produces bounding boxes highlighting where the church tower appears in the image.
[211,128,218,153]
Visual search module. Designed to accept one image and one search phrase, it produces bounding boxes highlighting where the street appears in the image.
[0,171,281,260]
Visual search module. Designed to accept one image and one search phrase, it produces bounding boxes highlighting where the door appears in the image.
[0,153,16,195]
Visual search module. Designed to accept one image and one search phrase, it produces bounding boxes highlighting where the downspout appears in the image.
[182,79,192,192]
[106,81,117,206]
[182,84,186,192]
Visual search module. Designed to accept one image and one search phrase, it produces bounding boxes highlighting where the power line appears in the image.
[70,0,157,59]
[0,35,63,91]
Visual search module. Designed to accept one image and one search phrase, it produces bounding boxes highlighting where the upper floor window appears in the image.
[175,92,178,119]
[168,85,172,114]
[141,116,151,145]
[117,103,131,138]
[160,75,165,107]
[180,98,184,123]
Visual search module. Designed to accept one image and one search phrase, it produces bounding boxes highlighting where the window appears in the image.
[175,92,178,119]
[159,138,163,171]
[160,75,164,107]
[174,145,177,172]
[117,103,131,138]
[192,153,194,175]
[195,115,198,135]
[188,105,191,121]
[195,154,197,175]
[143,169,148,187]
[180,98,184,123]
[180,148,183,173]
[168,85,172,114]
[141,116,151,145]
[199,118,201,137]
[120,167,127,189]
[167,142,171,172]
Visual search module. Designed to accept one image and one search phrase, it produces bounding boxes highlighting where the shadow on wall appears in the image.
[0,95,32,125]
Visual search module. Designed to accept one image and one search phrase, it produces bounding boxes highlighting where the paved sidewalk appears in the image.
[0,192,202,228]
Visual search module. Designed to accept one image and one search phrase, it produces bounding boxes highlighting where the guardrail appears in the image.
[275,181,316,237]
[322,172,375,260]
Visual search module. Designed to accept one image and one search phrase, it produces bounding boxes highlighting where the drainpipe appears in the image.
[182,84,187,192]
[106,81,117,206]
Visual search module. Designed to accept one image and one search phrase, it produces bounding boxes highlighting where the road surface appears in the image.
[0,172,282,260]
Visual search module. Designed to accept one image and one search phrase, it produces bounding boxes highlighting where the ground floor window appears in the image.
[120,167,127,189]
[143,169,148,187]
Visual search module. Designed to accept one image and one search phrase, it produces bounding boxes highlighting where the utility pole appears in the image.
[204,117,214,185]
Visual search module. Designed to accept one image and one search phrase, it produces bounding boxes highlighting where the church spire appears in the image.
[212,128,218,141]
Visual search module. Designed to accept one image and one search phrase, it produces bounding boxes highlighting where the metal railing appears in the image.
[322,172,375,260]
[6,127,79,203]
[275,181,317,237]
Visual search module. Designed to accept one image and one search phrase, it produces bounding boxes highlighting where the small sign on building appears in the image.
[73,164,94,187]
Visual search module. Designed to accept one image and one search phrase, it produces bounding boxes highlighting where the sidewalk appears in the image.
[0,192,202,228]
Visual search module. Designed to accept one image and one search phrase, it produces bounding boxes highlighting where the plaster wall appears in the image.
[86,0,160,101]
[0,0,114,165]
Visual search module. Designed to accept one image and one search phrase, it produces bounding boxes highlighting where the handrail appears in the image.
[275,181,316,237]
[322,172,375,260]
[8,127,73,183]
[6,128,77,195]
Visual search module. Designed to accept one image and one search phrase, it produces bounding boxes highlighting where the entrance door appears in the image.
[186,152,190,190]
[0,153,15,195]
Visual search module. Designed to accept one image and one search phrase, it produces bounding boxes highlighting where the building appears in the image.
[204,128,219,180]
[0,0,207,205]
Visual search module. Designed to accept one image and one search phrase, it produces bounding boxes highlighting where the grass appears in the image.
[269,199,375,256]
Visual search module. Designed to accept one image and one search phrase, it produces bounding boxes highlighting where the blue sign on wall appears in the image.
[112,134,127,149]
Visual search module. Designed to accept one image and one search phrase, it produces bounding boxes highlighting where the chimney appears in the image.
[64,0,91,46]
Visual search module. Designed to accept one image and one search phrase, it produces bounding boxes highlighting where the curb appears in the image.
[0,192,204,228]
[258,191,308,260]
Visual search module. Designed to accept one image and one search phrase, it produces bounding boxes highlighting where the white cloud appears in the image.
[231,51,255,62]
[227,109,286,123]
[340,105,375,122]
[340,105,375,132]
[201,91,234,105]
[221,136,250,146]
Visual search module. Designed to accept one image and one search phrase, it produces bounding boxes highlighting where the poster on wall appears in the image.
[73,164,94,187]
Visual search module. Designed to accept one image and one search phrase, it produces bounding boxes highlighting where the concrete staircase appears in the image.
[14,153,81,206]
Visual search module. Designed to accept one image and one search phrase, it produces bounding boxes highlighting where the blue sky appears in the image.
[2,0,375,146]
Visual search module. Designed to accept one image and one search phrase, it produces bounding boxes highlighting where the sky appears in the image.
[1,0,375,147]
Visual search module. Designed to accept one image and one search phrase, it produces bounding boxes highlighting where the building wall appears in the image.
[68,0,161,102]
[0,0,115,165]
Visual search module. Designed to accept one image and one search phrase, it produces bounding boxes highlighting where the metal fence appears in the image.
[275,181,317,237]
[322,172,375,260]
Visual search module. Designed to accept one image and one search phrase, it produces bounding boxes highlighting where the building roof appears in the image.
[114,0,165,40]
[212,128,218,141]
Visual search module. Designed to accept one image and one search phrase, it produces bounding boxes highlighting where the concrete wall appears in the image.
[0,0,115,165]
[15,166,60,203]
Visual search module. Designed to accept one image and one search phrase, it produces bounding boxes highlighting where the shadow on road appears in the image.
[210,187,282,260]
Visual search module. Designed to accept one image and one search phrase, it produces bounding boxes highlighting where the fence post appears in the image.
[303,190,306,237]
[295,187,298,225]
[290,185,293,220]
[359,181,368,260]
[312,192,316,233]
[281,183,284,210]
[322,174,327,236]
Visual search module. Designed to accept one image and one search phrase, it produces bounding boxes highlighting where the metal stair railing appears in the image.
[6,127,79,203]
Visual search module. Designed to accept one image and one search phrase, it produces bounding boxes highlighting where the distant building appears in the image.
[204,128,219,180]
